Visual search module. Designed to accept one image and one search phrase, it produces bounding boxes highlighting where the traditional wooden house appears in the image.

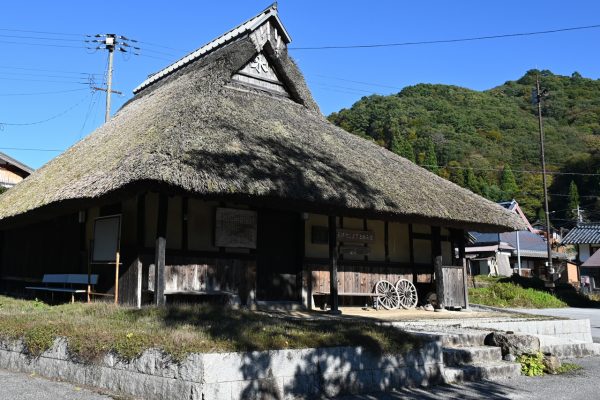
[0,152,33,188]
[562,223,600,287]
[0,5,524,310]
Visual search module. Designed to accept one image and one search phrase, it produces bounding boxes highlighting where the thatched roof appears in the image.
[0,5,526,232]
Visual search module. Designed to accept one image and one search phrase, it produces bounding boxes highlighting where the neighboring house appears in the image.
[466,231,567,277]
[467,199,570,280]
[562,223,600,288]
[0,152,33,188]
[0,5,524,308]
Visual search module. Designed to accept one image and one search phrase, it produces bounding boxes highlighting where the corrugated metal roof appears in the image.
[133,3,290,94]
[561,223,600,244]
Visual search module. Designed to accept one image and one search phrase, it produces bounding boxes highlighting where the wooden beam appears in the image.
[328,215,341,314]
[154,193,168,306]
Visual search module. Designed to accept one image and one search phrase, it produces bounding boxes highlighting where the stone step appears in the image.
[440,332,489,348]
[443,361,522,383]
[443,346,502,366]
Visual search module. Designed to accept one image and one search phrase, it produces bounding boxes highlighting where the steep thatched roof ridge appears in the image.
[0,16,525,232]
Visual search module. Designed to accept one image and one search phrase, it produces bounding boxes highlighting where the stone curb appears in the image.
[0,338,444,400]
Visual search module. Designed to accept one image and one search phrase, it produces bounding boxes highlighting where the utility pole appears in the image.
[85,34,139,122]
[104,34,115,123]
[533,75,554,286]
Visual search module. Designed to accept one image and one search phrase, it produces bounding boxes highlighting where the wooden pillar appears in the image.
[136,194,146,248]
[154,193,168,306]
[434,255,444,309]
[408,224,416,283]
[328,215,341,314]
[384,221,389,263]
[182,197,188,251]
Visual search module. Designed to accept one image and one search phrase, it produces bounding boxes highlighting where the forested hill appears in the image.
[327,70,600,225]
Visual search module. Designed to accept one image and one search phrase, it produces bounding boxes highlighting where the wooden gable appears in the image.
[232,52,290,97]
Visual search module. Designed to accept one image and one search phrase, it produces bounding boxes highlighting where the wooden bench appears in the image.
[313,291,383,309]
[26,274,98,303]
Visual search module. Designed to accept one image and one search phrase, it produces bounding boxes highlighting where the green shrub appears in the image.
[469,282,567,308]
[518,352,545,377]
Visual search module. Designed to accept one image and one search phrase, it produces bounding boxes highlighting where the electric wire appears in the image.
[0,95,91,126]
[291,23,600,50]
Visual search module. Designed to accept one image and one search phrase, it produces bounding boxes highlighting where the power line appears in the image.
[0,65,101,76]
[312,74,403,91]
[0,33,83,42]
[0,147,63,152]
[0,95,90,127]
[0,39,85,49]
[0,27,83,37]
[0,77,91,84]
[291,23,600,50]
[0,88,89,96]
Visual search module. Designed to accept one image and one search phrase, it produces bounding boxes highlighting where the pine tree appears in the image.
[500,164,518,200]
[424,138,439,174]
[567,180,580,221]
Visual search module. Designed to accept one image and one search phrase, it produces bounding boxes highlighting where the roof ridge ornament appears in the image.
[133,5,290,94]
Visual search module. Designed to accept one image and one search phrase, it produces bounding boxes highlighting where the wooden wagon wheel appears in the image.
[396,279,418,309]
[375,280,400,310]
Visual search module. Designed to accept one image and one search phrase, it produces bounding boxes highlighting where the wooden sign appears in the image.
[92,215,121,263]
[339,245,371,256]
[215,208,257,249]
[336,229,374,243]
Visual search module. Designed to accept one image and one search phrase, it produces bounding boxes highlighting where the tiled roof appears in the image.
[133,3,290,94]
[561,223,600,245]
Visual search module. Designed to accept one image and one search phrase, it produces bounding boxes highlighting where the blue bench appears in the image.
[26,274,98,303]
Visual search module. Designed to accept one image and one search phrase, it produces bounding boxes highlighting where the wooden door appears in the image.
[256,209,302,301]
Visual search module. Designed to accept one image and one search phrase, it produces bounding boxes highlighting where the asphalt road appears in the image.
[335,356,600,400]
[509,307,600,341]
[0,369,115,400]
[1,356,600,400]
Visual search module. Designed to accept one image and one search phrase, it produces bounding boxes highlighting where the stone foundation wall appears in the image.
[0,338,443,400]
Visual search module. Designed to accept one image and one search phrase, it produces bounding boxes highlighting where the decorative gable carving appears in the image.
[231,52,290,97]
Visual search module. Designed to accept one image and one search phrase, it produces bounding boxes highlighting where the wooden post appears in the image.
[408,224,416,283]
[462,257,469,309]
[328,215,341,315]
[154,194,168,306]
[434,255,444,309]
[114,251,120,305]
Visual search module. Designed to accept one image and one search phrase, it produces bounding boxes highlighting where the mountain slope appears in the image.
[328,70,600,223]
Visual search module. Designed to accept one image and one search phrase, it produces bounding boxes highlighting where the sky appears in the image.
[0,0,599,169]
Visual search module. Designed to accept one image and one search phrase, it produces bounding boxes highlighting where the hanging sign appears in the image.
[337,229,374,243]
[215,208,257,249]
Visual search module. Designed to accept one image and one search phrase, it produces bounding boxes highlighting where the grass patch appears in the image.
[0,296,420,361]
[469,282,567,308]
[518,352,545,377]
[557,362,583,374]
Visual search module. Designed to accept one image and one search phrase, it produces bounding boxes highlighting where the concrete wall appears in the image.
[0,338,443,400]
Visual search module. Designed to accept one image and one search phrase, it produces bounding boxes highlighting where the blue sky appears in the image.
[1,0,599,168]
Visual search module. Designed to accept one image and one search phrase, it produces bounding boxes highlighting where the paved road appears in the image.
[509,307,600,341]
[335,356,600,400]
[0,369,115,400]
[2,356,599,400]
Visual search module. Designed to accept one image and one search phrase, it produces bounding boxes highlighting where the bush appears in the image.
[469,282,567,308]
[518,352,545,376]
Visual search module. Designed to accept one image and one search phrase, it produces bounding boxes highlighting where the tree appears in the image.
[567,180,580,221]
[391,133,415,162]
[464,167,480,194]
[500,164,518,200]
[424,138,439,174]
[447,161,464,186]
